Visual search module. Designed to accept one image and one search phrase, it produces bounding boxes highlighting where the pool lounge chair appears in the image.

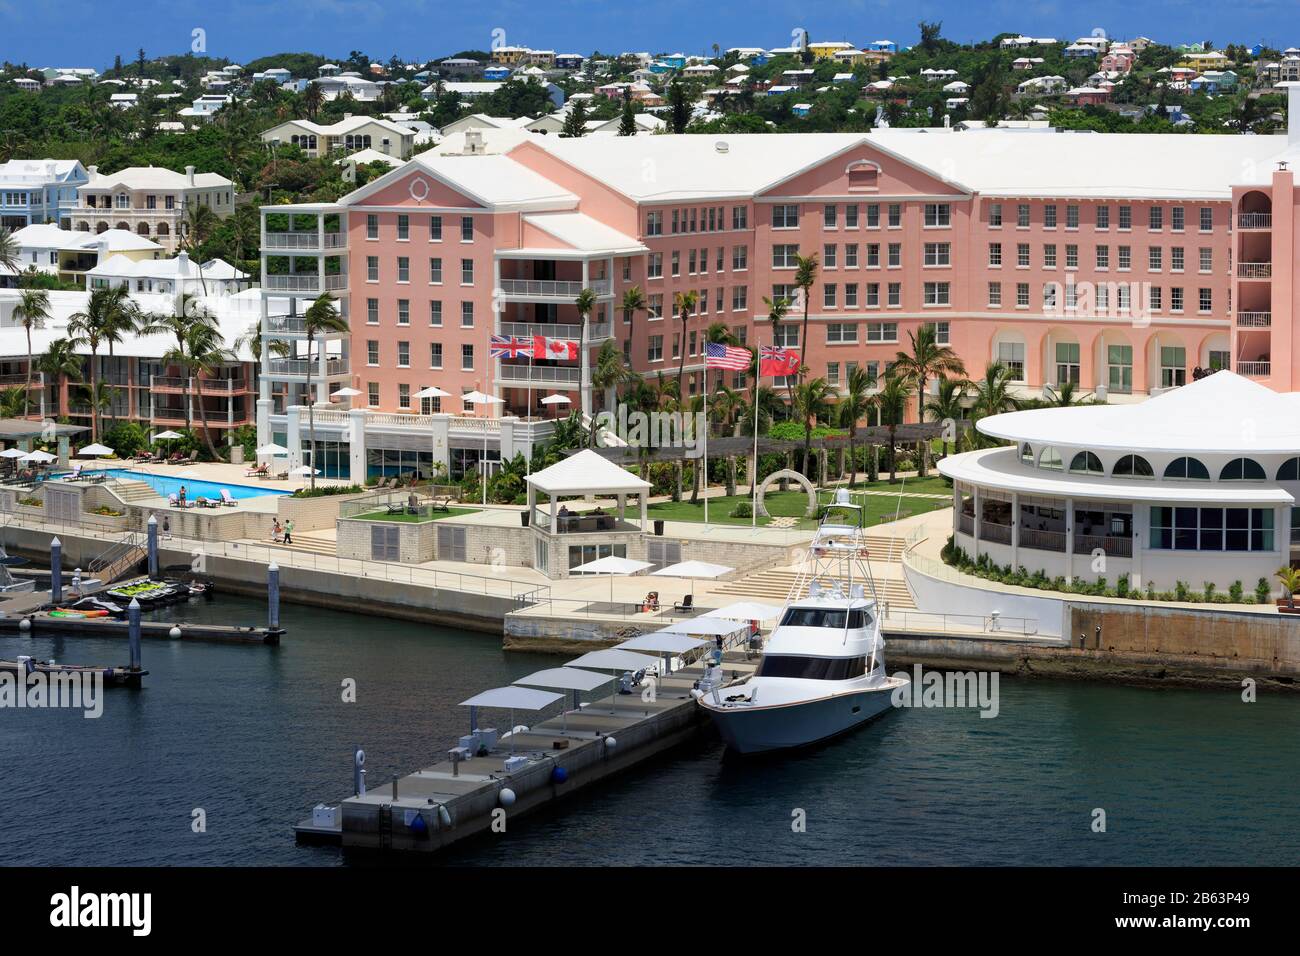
[673,593,694,614]
[244,463,269,478]
[67,464,83,481]
[219,489,237,507]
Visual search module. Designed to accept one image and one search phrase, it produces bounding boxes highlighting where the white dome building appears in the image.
[938,371,1299,593]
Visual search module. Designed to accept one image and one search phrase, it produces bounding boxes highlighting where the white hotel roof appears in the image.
[978,372,1300,455]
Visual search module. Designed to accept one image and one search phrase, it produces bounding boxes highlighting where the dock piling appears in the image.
[354,747,366,797]
[146,515,158,577]
[50,536,62,604]
[127,598,142,671]
[267,563,284,639]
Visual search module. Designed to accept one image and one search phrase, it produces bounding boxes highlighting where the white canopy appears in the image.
[256,442,289,456]
[0,448,28,459]
[566,649,661,671]
[462,390,502,406]
[657,616,745,636]
[460,686,564,710]
[20,450,55,463]
[616,633,710,654]
[153,430,183,441]
[288,465,320,476]
[709,600,784,621]
[77,443,114,457]
[413,385,451,399]
[539,393,572,405]
[330,387,362,398]
[652,560,733,580]
[527,449,651,494]
[570,555,653,575]
[514,667,615,692]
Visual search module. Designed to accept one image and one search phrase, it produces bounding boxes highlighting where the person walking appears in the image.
[283,518,294,545]
[272,519,282,543]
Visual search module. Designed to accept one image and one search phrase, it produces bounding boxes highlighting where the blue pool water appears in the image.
[76,469,290,500]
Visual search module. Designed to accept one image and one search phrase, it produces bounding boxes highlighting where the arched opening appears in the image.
[114,221,129,232]
[1220,457,1265,480]
[845,160,881,193]
[1038,447,1063,471]
[1112,454,1154,479]
[95,222,108,233]
[1277,458,1300,481]
[1069,451,1103,475]
[136,222,150,236]
[156,222,170,237]
[1164,456,1209,480]
[1019,442,1034,464]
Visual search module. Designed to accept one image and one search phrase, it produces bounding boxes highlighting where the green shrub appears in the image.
[1256,577,1273,603]
[290,483,364,499]
[730,501,753,519]
[1229,580,1244,603]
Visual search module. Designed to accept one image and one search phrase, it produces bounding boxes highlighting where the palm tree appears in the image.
[793,253,818,384]
[592,339,631,414]
[620,285,646,339]
[233,321,290,364]
[792,377,836,483]
[0,386,27,418]
[573,287,598,420]
[1277,566,1300,610]
[924,376,970,459]
[67,286,139,440]
[762,294,789,345]
[838,365,877,487]
[302,82,325,120]
[968,362,1021,447]
[0,227,19,275]
[301,292,348,490]
[893,324,966,477]
[77,381,118,429]
[140,292,216,433]
[1043,379,1084,407]
[704,320,739,396]
[12,289,50,418]
[181,203,219,294]
[37,338,83,418]
[165,322,233,460]
[673,289,699,395]
[875,374,912,483]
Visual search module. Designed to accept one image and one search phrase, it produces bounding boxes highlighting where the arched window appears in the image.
[1069,451,1104,475]
[1038,447,1063,471]
[846,160,880,193]
[136,222,150,236]
[1113,454,1154,479]
[1220,457,1265,480]
[1278,458,1300,481]
[156,222,169,236]
[1020,443,1034,464]
[1164,456,1210,480]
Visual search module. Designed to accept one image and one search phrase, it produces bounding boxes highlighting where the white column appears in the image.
[1065,496,1075,583]
[259,292,272,402]
[972,485,981,559]
[256,397,272,448]
[286,404,303,469]
[430,413,451,475]
[580,258,592,419]
[1131,507,1142,592]
[348,407,367,484]
[1010,491,1019,569]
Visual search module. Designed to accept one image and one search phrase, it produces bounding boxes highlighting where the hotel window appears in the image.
[732,205,748,229]
[671,251,680,276]
[1171,247,1184,271]
[1150,506,1272,552]
[887,204,902,227]
[716,247,725,272]
[1016,204,1030,228]
[671,210,680,234]
[647,335,663,362]
[1199,207,1213,231]
[988,242,1002,267]
[397,214,409,240]
[461,344,474,370]
[429,300,443,326]
[923,242,950,266]
[772,283,797,303]
[1116,284,1131,312]
[1170,287,1184,312]
[1043,204,1057,229]
[366,214,378,239]
[688,249,697,274]
[430,343,442,368]
[1160,346,1186,387]
[420,390,441,414]
[716,288,724,313]
[1016,243,1030,268]
[923,203,950,227]
[827,362,840,387]
[865,282,880,307]
[1108,345,1133,393]
[368,382,379,407]
[827,322,857,343]
[866,243,880,267]
[1148,206,1163,230]
[397,299,409,325]
[1148,247,1162,271]
[1055,342,1080,385]
[1096,245,1109,269]
[823,243,838,268]
[866,204,880,228]
[461,302,474,327]
[1096,206,1110,230]
[397,256,409,282]
[1065,244,1078,269]
[1043,284,1058,310]
[1198,288,1212,313]
[987,281,1002,306]
[1016,282,1029,307]
[367,340,379,365]
[923,282,950,306]
[1171,207,1185,231]
[1118,205,1132,230]
[461,259,473,284]
[997,341,1025,380]
[824,204,838,228]
[1198,248,1212,272]
[1096,285,1110,310]
[429,257,443,283]
[866,322,897,343]
[845,244,858,268]
[648,253,663,278]
[732,245,748,270]
[1209,349,1231,371]
[397,341,410,367]
[772,325,799,348]
[623,259,632,281]
[773,244,799,268]
[988,203,1002,227]
[931,321,950,344]
[430,215,442,241]
[1043,244,1057,268]
[1164,457,1210,481]
[366,298,379,324]
[367,256,379,281]
[461,216,473,241]
[845,205,859,228]
[732,286,748,311]
[646,210,663,236]
[1066,205,1079,229]
[1070,451,1104,475]
[1148,286,1162,311]
[1117,246,1131,270]
[823,284,837,308]
[845,283,858,308]
[887,283,901,307]
[773,204,799,228]
[887,243,901,267]
[648,294,663,318]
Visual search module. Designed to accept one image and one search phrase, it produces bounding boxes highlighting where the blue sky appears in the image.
[0,0,1293,68]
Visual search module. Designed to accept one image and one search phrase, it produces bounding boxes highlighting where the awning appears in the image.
[709,600,784,621]
[615,633,710,654]
[566,649,661,671]
[459,686,564,710]
[656,617,746,637]
[514,668,616,692]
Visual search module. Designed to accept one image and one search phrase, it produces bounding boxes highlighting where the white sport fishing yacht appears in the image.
[696,489,908,753]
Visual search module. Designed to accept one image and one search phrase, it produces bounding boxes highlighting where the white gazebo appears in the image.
[525,449,652,533]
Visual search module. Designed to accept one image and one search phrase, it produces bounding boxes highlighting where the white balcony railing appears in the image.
[1238,361,1271,377]
[1237,213,1272,229]
[1237,262,1272,279]
[499,321,612,341]
[264,232,347,250]
[1236,311,1271,328]
[267,357,350,378]
[263,273,348,293]
[498,277,612,298]
[495,364,581,385]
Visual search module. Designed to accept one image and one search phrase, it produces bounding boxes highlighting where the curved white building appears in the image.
[938,371,1299,593]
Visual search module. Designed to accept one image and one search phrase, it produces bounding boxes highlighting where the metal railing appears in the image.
[267,358,349,377]
[499,321,613,341]
[262,273,348,292]
[1236,311,1271,328]
[1073,533,1132,558]
[1237,213,1271,229]
[1238,361,1271,377]
[263,232,347,250]
[495,365,581,385]
[1019,527,1066,552]
[978,520,1012,545]
[1237,262,1272,278]
[498,278,611,297]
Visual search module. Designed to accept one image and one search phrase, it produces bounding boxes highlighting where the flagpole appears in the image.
[752,334,760,530]
[525,338,533,478]
[703,374,709,529]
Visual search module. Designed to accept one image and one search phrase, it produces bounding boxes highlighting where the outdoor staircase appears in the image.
[110,478,164,504]
[716,567,917,612]
[89,537,147,584]
[272,530,337,558]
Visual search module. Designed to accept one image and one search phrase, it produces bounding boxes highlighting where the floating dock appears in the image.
[0,658,147,687]
[0,614,281,645]
[296,652,758,853]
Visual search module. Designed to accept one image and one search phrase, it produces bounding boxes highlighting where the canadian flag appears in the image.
[532,336,579,361]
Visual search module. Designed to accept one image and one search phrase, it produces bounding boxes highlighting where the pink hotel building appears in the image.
[258,95,1300,483]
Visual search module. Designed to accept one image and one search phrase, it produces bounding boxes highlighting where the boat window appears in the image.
[781,607,866,629]
[757,655,868,680]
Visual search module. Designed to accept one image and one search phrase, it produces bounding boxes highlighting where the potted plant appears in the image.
[1275,566,1300,613]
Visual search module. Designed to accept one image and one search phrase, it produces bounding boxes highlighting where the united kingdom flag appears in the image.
[490,334,534,359]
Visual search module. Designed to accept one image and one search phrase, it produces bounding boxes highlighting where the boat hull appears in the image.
[701,679,904,754]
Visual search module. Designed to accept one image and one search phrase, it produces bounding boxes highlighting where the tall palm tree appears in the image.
[573,286,599,420]
[78,381,118,430]
[704,320,739,397]
[0,386,27,418]
[673,289,699,396]
[924,376,970,459]
[301,292,348,490]
[620,285,646,340]
[12,289,50,418]
[67,286,138,440]
[762,294,789,345]
[793,376,836,482]
[592,339,632,415]
[165,322,233,460]
[968,362,1021,448]
[0,227,19,275]
[181,203,219,294]
[875,374,912,483]
[838,365,877,487]
[302,82,324,120]
[233,321,291,364]
[893,324,966,477]
[140,292,216,434]
[37,338,83,418]
[793,252,819,384]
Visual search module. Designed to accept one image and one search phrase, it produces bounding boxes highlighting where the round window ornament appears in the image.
[408,177,430,202]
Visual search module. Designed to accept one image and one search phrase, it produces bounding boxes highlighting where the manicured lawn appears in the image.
[844,474,952,496]
[356,506,478,523]
[646,488,949,529]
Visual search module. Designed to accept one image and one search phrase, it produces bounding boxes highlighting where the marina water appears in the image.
[3,596,1298,866]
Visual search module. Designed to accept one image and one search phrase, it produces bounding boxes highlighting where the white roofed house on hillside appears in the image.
[0,159,89,229]
[72,165,236,253]
[85,249,249,297]
[261,114,418,160]
[0,224,162,288]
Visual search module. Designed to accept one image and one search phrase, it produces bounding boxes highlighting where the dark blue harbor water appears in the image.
[2,595,1298,866]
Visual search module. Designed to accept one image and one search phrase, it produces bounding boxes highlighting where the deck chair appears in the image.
[673,593,694,614]
[219,488,238,507]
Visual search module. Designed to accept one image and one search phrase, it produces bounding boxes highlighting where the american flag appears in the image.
[489,334,534,359]
[705,342,751,371]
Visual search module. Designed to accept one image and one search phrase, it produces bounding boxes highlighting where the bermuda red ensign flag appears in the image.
[760,345,800,376]
[532,336,578,360]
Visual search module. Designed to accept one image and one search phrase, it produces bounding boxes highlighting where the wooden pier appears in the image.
[0,614,281,645]
[296,652,758,854]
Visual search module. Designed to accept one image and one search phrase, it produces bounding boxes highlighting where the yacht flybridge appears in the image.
[696,490,908,753]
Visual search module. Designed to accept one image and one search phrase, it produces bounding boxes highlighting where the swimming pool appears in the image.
[70,469,291,501]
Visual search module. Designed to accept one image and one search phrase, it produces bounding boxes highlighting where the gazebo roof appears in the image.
[527,448,651,494]
[0,420,88,440]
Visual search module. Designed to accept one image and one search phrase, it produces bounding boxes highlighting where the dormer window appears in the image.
[846,160,881,193]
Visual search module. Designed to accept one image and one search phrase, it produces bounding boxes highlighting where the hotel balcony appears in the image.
[1237,262,1272,279]
[498,277,612,300]
[151,377,248,394]
[267,357,350,380]
[495,363,581,387]
[1237,213,1272,229]
[499,320,613,342]
[265,314,350,337]
[263,231,347,251]
[1238,361,1271,378]
[1236,311,1272,328]
[263,273,348,293]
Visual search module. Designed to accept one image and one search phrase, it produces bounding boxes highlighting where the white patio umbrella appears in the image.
[462,390,504,505]
[20,450,55,464]
[570,555,653,604]
[288,465,320,476]
[513,667,616,731]
[330,387,361,398]
[539,393,571,418]
[413,385,451,399]
[256,442,289,457]
[459,686,563,755]
[0,448,28,458]
[152,430,182,461]
[652,559,734,602]
[77,443,114,457]
[565,648,662,715]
